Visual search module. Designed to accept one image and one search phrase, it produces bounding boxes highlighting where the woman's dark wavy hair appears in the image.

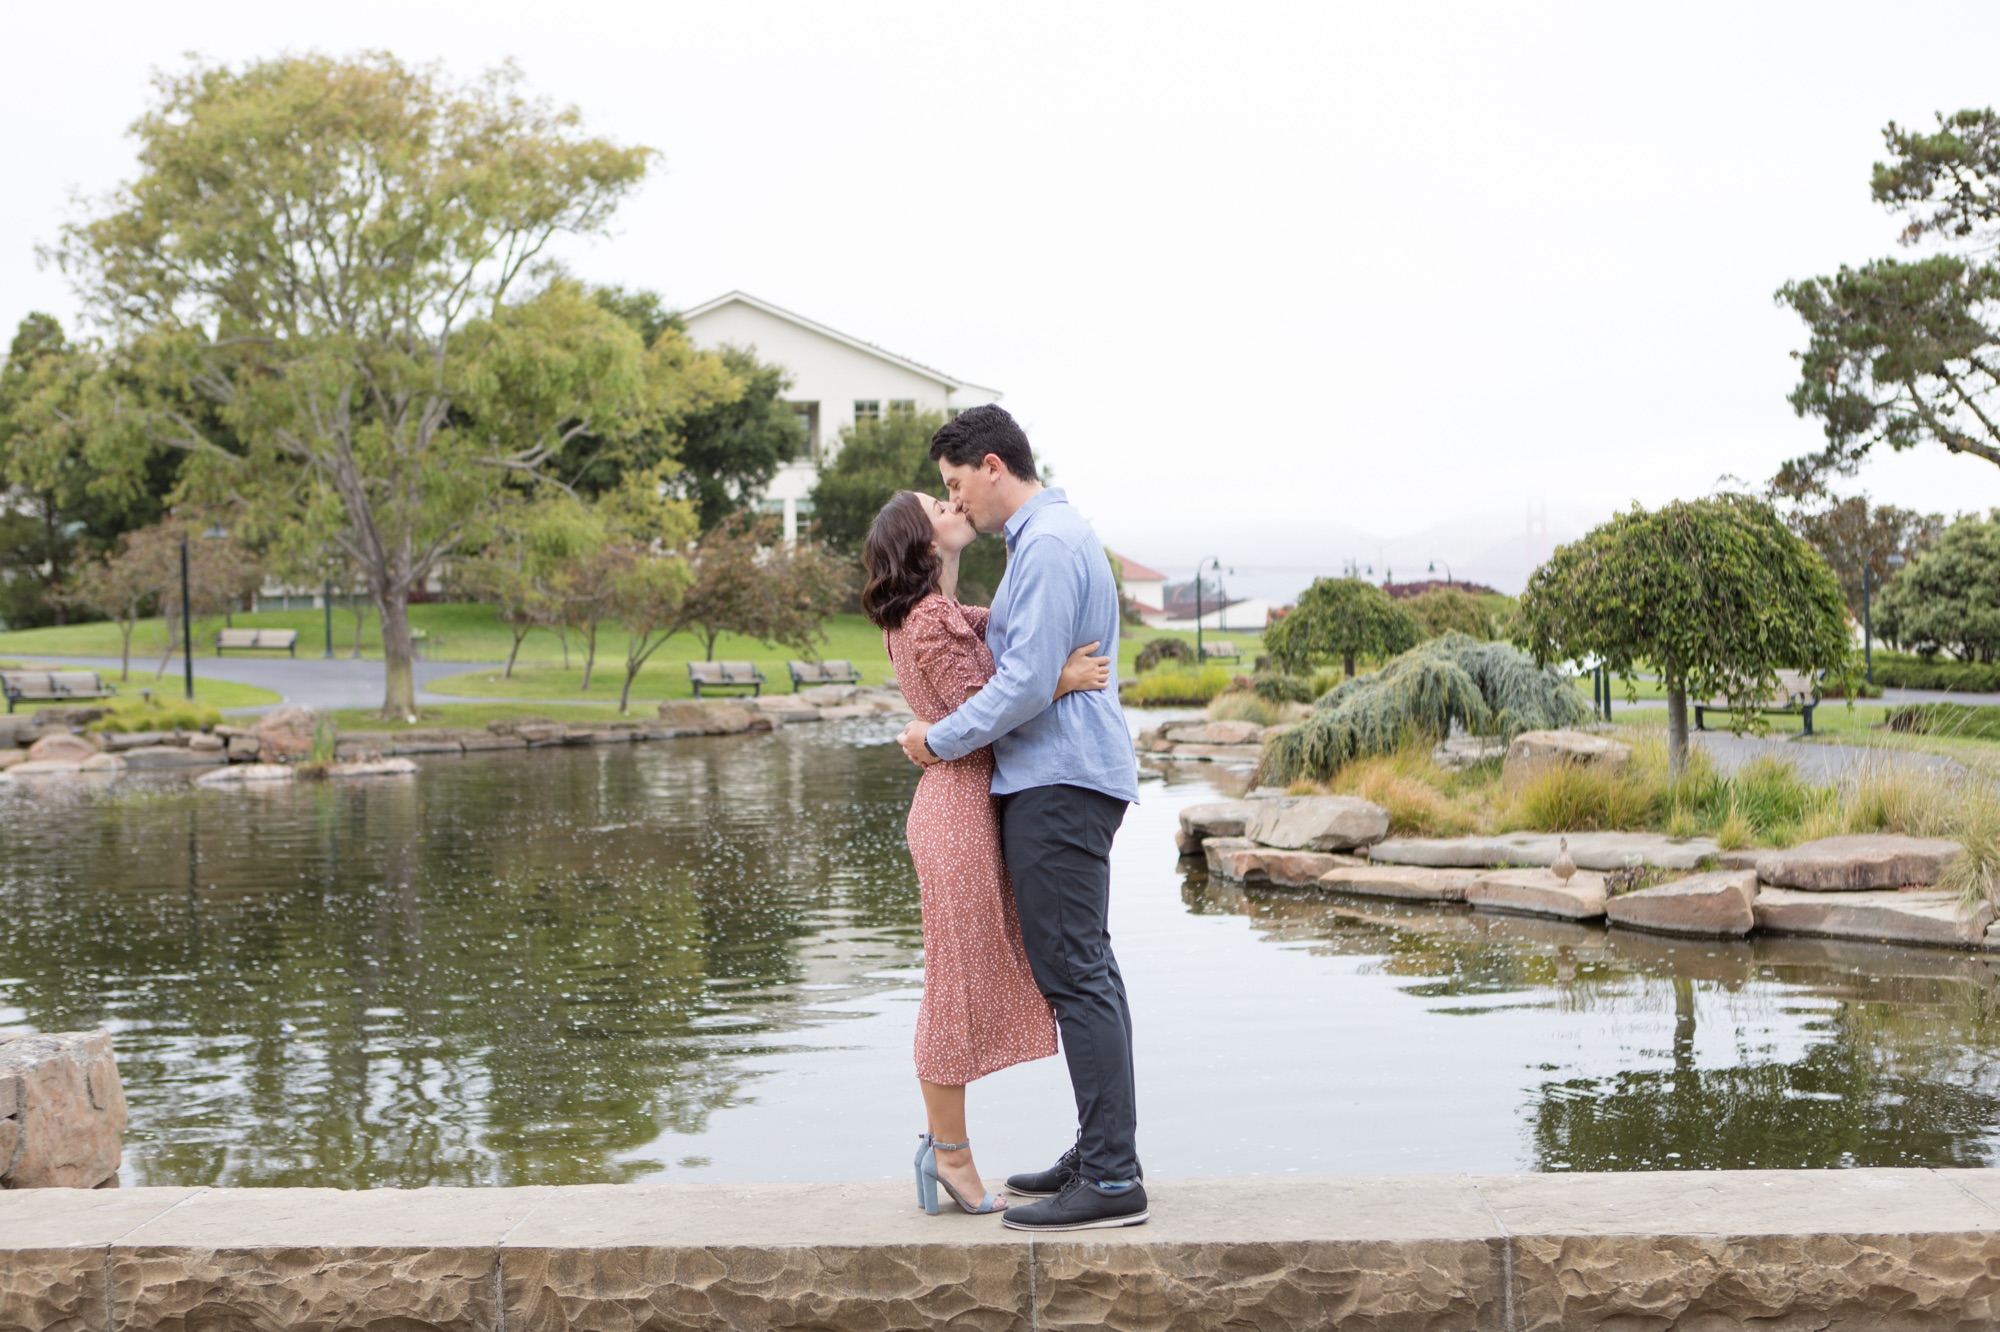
[861,491,942,630]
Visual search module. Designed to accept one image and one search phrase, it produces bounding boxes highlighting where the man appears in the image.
[896,404,1145,1232]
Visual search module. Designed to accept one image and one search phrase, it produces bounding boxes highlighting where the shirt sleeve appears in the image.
[927,536,1081,760]
[910,600,992,707]
[961,604,991,639]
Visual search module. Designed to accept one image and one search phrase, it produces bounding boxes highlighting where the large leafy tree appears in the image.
[1515,494,1851,776]
[1776,109,2000,486]
[0,314,178,627]
[50,54,659,716]
[811,410,1006,603]
[1265,577,1422,677]
[1774,490,1945,621]
[1876,512,2000,661]
[668,513,850,663]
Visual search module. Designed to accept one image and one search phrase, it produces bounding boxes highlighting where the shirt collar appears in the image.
[1003,487,1065,548]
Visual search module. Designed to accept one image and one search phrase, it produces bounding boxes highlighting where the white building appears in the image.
[1155,597,1278,633]
[680,292,1004,541]
[1108,553,1168,620]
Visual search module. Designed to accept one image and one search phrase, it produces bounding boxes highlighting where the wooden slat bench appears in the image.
[788,659,863,692]
[1694,670,1820,736]
[1,670,117,713]
[1206,641,1239,660]
[216,628,299,657]
[689,660,766,698]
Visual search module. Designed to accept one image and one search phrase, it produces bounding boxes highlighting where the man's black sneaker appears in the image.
[1005,1143,1079,1198]
[1002,1176,1148,1232]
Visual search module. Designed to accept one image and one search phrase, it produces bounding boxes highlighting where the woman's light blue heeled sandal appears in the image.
[914,1133,935,1207]
[919,1139,1006,1215]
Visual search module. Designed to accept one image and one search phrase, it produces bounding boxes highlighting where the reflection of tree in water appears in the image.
[1183,866,2000,1172]
[0,722,924,1186]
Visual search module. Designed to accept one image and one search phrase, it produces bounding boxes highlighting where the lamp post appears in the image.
[1428,559,1453,590]
[1863,552,1906,685]
[1193,556,1227,662]
[179,522,228,701]
[322,579,335,659]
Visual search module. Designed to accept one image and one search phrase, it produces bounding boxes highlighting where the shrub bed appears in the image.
[1869,651,2000,692]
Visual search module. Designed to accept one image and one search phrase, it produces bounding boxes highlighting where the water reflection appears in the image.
[9,720,2000,1185]
[0,721,925,1187]
[1186,870,2000,1171]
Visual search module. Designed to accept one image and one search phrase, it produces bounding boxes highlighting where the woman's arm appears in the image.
[1053,641,1111,700]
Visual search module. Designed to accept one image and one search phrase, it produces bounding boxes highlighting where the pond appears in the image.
[4,711,2000,1187]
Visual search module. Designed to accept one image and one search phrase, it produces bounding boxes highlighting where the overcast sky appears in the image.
[7,2,2000,596]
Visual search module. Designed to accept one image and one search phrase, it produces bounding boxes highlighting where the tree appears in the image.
[63,518,261,679]
[1406,587,1499,640]
[670,514,850,663]
[1776,109,2000,488]
[1876,512,2000,661]
[811,410,1008,604]
[603,541,693,713]
[455,495,602,677]
[1515,494,1851,776]
[0,314,178,627]
[1773,490,1945,621]
[52,54,661,718]
[1265,577,1422,678]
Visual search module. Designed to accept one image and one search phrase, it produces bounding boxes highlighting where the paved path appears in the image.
[1689,731,1963,781]
[6,654,502,714]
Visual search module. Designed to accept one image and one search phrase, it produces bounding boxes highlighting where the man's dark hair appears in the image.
[928,404,1036,481]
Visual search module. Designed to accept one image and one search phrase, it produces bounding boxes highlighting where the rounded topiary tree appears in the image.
[1135,637,1195,674]
[1266,577,1423,677]
[1407,587,1500,640]
[1515,493,1851,776]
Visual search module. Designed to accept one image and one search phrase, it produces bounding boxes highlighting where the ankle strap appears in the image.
[931,1139,970,1151]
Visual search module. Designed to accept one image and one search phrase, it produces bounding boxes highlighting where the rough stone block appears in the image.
[4,760,90,777]
[1204,837,1364,887]
[1758,834,1965,891]
[655,701,754,735]
[1503,728,1631,788]
[186,734,225,753]
[1246,796,1391,851]
[117,746,225,769]
[1162,719,1264,745]
[327,759,418,778]
[1370,831,1721,872]
[1168,741,1265,762]
[225,734,262,761]
[195,764,294,786]
[1134,726,1175,753]
[24,733,99,763]
[1318,865,1480,902]
[1177,800,1257,843]
[1465,869,1608,921]
[458,733,528,752]
[1604,870,1757,938]
[0,1031,126,1189]
[1753,886,1991,950]
[387,731,464,755]
[100,732,169,753]
[0,748,23,770]
[251,706,323,762]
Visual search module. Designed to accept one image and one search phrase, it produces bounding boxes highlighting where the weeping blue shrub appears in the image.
[1267,634,1590,783]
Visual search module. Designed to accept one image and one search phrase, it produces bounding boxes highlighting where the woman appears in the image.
[861,489,1110,1216]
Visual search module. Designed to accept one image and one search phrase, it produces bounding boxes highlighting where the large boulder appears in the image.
[1163,720,1264,746]
[252,706,325,762]
[1503,729,1632,788]
[328,758,418,778]
[1244,796,1390,852]
[118,745,225,768]
[1754,886,1991,949]
[25,732,99,764]
[0,1031,127,1188]
[1203,837,1362,887]
[1465,869,1609,921]
[4,760,89,777]
[1317,865,1480,902]
[1178,800,1257,842]
[1369,831,1722,872]
[1757,835,1964,892]
[0,749,23,770]
[196,763,294,786]
[1604,871,1757,938]
[657,701,755,735]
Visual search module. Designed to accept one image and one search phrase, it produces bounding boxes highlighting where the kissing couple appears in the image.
[860,404,1145,1232]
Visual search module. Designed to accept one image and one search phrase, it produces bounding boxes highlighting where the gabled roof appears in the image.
[1110,553,1168,582]
[681,291,1003,398]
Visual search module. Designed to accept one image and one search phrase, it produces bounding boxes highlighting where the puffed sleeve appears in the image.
[909,598,993,702]
[960,604,991,639]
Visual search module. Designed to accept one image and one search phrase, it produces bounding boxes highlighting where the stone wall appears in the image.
[9,1171,2000,1329]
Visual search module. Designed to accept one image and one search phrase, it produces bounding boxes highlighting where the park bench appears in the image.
[788,659,863,692]
[1205,641,1239,660]
[688,660,766,698]
[1694,669,1820,736]
[1,670,117,713]
[216,628,299,657]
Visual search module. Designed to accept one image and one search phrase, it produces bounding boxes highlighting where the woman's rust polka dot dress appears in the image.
[887,594,1058,1085]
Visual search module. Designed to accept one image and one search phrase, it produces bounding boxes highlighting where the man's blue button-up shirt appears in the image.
[925,488,1140,804]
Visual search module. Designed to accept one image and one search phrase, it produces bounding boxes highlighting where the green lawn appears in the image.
[7,676,281,715]
[326,702,651,733]
[1615,701,2000,774]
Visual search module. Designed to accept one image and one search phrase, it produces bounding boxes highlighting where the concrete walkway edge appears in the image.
[8,1170,2000,1329]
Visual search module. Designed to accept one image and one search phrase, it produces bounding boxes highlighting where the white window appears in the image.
[888,399,916,418]
[854,399,881,423]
